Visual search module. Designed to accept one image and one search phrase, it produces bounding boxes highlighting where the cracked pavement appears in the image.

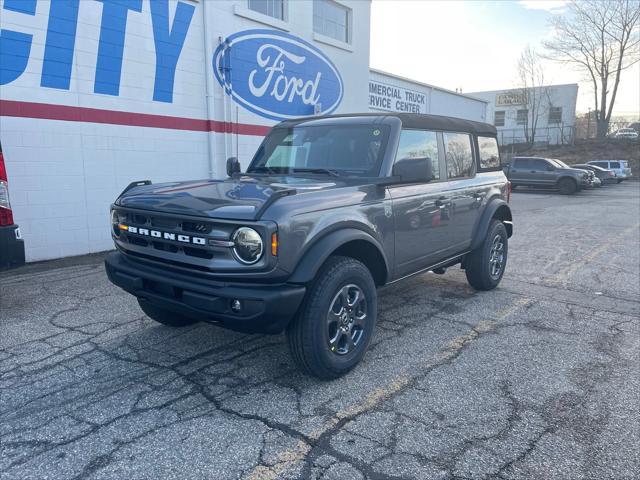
[1,183,639,480]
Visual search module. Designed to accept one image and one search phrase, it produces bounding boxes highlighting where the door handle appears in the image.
[435,197,450,208]
[530,170,536,173]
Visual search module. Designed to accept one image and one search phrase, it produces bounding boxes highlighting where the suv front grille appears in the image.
[114,208,225,266]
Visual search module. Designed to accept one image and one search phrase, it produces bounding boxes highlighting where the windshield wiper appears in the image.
[292,167,340,177]
[248,165,277,174]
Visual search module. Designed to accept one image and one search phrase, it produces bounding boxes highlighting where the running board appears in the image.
[385,252,469,286]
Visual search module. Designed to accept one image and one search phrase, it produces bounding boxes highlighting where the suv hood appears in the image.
[116,176,353,220]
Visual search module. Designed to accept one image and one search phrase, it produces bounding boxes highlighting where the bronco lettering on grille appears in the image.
[125,225,206,245]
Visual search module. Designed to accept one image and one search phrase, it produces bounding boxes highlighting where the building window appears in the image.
[494,111,505,127]
[549,107,562,124]
[444,132,474,179]
[395,130,440,180]
[313,0,351,44]
[248,0,285,20]
[516,109,528,126]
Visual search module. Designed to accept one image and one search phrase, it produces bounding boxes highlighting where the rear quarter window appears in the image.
[610,161,621,168]
[477,136,500,170]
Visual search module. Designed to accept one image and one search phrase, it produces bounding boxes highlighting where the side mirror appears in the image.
[226,157,241,177]
[392,157,434,183]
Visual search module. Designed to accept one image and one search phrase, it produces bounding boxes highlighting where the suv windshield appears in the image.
[549,159,569,168]
[248,125,390,176]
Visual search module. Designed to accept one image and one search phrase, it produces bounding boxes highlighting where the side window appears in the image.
[610,161,620,168]
[512,158,529,169]
[395,130,440,180]
[443,132,474,179]
[478,136,500,170]
[530,159,550,171]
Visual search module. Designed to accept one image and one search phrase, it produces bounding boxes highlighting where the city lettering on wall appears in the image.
[0,0,195,103]
[213,29,344,121]
[369,81,427,114]
[496,92,527,106]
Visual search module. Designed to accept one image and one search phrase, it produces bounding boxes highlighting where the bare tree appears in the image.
[517,46,550,144]
[543,0,640,140]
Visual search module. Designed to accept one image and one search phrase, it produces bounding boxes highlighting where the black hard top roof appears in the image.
[277,113,497,137]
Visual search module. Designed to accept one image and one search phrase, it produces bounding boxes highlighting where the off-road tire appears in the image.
[465,220,508,291]
[138,299,199,327]
[286,256,377,380]
[558,177,577,195]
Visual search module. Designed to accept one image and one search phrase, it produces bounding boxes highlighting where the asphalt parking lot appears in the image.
[1,182,639,480]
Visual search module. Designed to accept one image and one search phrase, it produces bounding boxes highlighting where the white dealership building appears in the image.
[1,0,487,262]
[469,84,579,146]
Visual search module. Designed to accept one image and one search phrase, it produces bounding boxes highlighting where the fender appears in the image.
[470,198,513,251]
[288,228,390,284]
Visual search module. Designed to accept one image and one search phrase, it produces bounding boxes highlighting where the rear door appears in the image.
[509,158,530,184]
[442,131,480,250]
[389,129,451,277]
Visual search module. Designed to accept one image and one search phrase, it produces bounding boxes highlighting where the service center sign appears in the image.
[214,29,344,121]
[369,81,427,114]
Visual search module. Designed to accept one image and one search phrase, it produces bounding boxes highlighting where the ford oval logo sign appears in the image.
[213,29,343,121]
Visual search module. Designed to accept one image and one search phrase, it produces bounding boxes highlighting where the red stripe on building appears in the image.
[0,100,272,136]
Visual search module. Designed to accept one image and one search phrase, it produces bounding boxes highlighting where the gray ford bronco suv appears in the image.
[105,113,513,379]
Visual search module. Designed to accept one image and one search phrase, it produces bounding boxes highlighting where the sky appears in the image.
[370,0,640,117]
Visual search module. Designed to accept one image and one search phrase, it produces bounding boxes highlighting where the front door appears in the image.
[529,158,556,186]
[389,129,452,278]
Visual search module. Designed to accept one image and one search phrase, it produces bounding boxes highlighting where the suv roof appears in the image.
[277,113,498,137]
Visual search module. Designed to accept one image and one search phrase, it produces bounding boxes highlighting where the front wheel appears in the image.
[465,220,508,291]
[558,178,578,195]
[286,256,377,379]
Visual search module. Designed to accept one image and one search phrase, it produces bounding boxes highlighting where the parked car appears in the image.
[504,156,590,194]
[587,160,632,183]
[0,143,26,270]
[612,128,639,140]
[105,113,513,379]
[550,159,597,188]
[572,163,616,185]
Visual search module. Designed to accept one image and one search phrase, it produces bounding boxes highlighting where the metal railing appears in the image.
[496,125,575,147]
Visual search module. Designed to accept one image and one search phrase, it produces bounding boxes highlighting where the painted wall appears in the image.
[368,69,487,122]
[0,0,370,261]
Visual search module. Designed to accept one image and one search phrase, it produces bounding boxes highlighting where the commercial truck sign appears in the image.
[368,81,427,114]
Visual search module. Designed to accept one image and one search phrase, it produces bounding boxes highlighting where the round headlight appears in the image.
[232,227,263,264]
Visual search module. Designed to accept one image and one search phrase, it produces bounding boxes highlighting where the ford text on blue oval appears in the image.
[213,29,343,121]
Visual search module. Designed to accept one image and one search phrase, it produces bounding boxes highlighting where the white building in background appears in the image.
[368,69,487,120]
[1,0,487,262]
[469,84,579,146]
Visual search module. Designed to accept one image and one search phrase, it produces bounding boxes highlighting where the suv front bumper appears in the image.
[105,251,306,334]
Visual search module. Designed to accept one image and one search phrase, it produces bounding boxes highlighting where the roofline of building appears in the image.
[468,83,580,95]
[369,68,489,104]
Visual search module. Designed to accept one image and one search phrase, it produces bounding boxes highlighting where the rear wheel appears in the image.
[286,256,377,379]
[465,220,508,291]
[558,177,577,195]
[138,299,199,327]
